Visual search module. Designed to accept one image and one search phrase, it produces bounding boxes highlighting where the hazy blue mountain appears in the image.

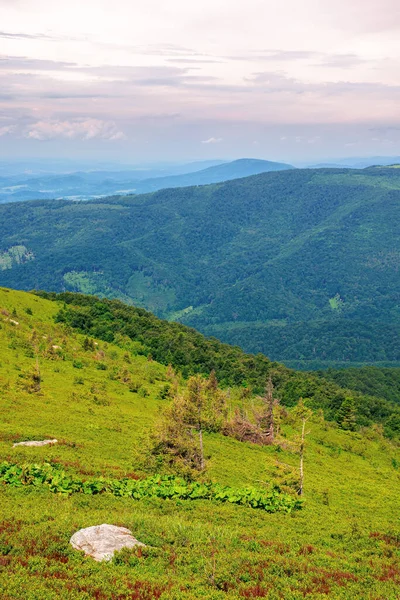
[131,158,294,193]
[307,156,400,169]
[0,158,290,203]
[0,158,226,178]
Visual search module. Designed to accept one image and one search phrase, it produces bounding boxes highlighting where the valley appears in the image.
[0,166,399,368]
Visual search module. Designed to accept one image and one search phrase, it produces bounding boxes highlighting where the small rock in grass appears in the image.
[13,439,58,447]
[70,524,145,562]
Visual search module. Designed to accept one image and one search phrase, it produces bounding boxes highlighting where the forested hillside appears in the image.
[318,366,400,404]
[0,165,399,367]
[36,290,400,434]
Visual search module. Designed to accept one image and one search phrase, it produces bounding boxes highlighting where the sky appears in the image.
[1,0,400,163]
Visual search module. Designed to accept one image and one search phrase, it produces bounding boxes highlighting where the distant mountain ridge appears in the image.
[131,158,294,193]
[0,158,292,203]
[308,156,400,169]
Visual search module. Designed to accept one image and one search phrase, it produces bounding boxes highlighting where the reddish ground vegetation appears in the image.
[369,532,400,547]
[240,584,269,598]
[125,580,168,599]
[298,544,315,555]
[259,540,290,555]
[377,563,400,583]
[122,472,141,480]
[50,458,97,476]
[0,518,24,535]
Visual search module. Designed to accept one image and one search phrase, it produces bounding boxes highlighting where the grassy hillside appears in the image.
[1,288,400,599]
[0,165,399,368]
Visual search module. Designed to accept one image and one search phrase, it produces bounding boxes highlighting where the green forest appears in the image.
[0,166,399,368]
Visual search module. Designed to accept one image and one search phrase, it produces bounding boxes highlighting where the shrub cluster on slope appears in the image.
[36,291,400,435]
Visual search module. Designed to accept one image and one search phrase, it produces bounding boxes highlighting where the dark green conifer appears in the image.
[337,397,357,431]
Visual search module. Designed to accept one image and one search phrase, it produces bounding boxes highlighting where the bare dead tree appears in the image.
[295,399,312,496]
[187,375,206,471]
[299,418,306,496]
[257,376,276,443]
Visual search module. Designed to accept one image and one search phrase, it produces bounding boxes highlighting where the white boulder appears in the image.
[70,524,145,562]
[13,439,58,447]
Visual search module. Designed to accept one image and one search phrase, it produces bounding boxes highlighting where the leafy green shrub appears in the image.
[129,381,141,393]
[96,362,107,370]
[92,395,110,406]
[0,462,302,513]
[158,384,172,400]
[82,337,95,351]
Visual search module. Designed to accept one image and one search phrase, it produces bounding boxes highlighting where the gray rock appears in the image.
[70,524,145,562]
[13,439,58,447]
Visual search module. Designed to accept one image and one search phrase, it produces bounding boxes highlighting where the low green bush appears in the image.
[0,462,302,513]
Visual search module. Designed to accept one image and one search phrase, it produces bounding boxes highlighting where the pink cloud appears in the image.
[25,118,126,141]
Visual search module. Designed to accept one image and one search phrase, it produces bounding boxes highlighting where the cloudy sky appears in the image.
[1,0,400,162]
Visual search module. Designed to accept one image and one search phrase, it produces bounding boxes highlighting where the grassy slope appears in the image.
[0,167,399,367]
[0,288,400,599]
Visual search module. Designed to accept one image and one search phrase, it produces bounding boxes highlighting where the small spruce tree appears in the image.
[147,373,227,475]
[337,397,357,432]
[83,337,95,351]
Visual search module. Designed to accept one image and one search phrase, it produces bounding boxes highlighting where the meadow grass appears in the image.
[0,288,399,599]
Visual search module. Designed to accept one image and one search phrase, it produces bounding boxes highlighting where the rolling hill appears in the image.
[0,287,400,599]
[0,165,399,367]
